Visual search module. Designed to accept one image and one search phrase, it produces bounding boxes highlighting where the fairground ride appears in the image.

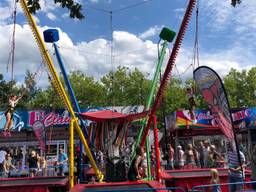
[19,0,104,188]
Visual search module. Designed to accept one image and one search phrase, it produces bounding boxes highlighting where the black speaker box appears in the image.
[105,157,126,182]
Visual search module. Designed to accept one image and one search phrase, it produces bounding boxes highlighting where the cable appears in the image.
[157,38,161,60]
[171,0,190,31]
[85,0,152,14]
[112,0,152,13]
[6,0,17,80]
[20,61,44,98]
[193,0,200,69]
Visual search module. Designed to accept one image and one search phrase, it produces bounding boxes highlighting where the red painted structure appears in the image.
[71,180,168,192]
[140,0,196,147]
[161,168,252,192]
[80,110,147,123]
[0,176,68,192]
[153,115,161,181]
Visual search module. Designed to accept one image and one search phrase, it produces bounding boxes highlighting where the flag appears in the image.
[193,66,234,141]
[32,120,46,152]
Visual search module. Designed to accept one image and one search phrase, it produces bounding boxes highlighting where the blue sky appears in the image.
[0,0,255,88]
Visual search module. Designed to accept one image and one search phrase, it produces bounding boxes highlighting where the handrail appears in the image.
[192,180,256,192]
[83,186,186,192]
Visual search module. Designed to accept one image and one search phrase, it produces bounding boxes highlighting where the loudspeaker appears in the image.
[250,129,256,144]
[105,157,126,182]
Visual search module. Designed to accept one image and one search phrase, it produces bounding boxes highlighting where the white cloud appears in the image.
[0,0,57,25]
[36,0,56,13]
[47,12,57,21]
[89,0,99,3]
[139,25,162,39]
[0,0,16,24]
[0,23,159,87]
[0,21,254,88]
[174,8,185,21]
[0,1,256,90]
[88,0,112,3]
[62,13,69,19]
[200,0,256,36]
[172,44,255,81]
[0,6,11,23]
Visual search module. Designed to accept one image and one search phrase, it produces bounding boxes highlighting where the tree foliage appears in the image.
[224,67,256,108]
[231,0,242,7]
[101,66,150,107]
[68,71,106,107]
[1,67,256,115]
[0,75,18,109]
[23,0,84,19]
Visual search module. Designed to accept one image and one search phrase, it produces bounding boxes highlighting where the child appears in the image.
[210,169,222,192]
[186,87,197,124]
[3,94,21,137]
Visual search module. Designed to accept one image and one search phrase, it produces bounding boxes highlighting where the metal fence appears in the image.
[191,180,256,192]
[84,186,186,192]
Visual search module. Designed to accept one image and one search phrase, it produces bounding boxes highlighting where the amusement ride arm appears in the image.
[140,0,196,147]
[19,0,104,187]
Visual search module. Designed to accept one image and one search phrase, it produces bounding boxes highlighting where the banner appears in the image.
[0,106,144,132]
[175,108,256,129]
[176,110,215,129]
[194,66,234,141]
[32,120,46,151]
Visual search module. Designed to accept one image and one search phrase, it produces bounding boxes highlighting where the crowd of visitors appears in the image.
[0,147,67,178]
[163,140,226,170]
[0,136,256,192]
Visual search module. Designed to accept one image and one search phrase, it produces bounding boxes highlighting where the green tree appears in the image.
[224,67,256,108]
[20,0,84,19]
[245,67,256,106]
[161,77,207,120]
[101,66,129,106]
[30,75,64,109]
[18,70,41,109]
[28,71,106,109]
[0,75,19,110]
[164,78,186,114]
[126,68,150,106]
[101,66,150,106]
[68,71,106,107]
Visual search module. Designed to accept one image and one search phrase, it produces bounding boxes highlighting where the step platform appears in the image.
[71,180,168,192]
[0,176,68,192]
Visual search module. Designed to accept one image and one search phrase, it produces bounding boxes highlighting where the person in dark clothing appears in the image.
[128,147,145,181]
[27,150,39,177]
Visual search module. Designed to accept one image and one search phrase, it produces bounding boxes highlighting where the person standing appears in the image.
[208,145,220,168]
[39,156,47,176]
[210,169,222,192]
[227,142,246,192]
[0,148,7,172]
[128,147,145,181]
[167,144,174,169]
[203,140,210,168]
[3,153,16,177]
[177,145,185,169]
[57,148,68,176]
[185,144,196,169]
[249,144,256,190]
[198,141,205,168]
[27,150,39,177]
